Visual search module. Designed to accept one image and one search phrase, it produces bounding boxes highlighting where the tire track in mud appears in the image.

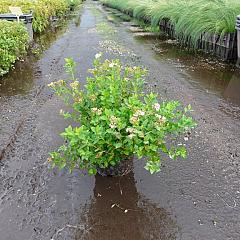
[0,118,25,161]
[0,22,71,163]
[0,85,51,162]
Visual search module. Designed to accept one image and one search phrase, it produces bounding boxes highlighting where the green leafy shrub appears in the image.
[48,54,196,175]
[0,20,29,76]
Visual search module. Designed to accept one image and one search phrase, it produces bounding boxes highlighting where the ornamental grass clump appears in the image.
[101,0,240,49]
[152,0,240,47]
[48,54,196,175]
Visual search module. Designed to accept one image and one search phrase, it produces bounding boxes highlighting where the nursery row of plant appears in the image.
[0,0,82,32]
[0,0,82,76]
[101,0,240,60]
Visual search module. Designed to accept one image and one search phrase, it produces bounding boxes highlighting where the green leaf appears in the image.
[144,160,161,174]
[88,168,97,175]
[115,143,122,148]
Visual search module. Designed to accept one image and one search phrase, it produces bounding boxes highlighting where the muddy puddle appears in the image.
[134,31,240,107]
[75,172,178,240]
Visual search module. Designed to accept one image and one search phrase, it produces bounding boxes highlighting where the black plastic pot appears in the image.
[236,15,240,67]
[200,32,237,61]
[159,19,175,39]
[97,156,133,177]
[0,13,33,23]
[159,18,238,62]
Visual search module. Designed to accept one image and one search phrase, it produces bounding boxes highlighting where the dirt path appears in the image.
[0,1,240,239]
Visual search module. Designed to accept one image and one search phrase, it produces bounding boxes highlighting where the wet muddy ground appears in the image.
[0,1,240,239]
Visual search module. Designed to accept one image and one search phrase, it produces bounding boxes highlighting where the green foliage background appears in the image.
[0,0,82,76]
[0,20,28,76]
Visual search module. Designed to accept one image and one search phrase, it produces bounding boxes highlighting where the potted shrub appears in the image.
[48,53,196,176]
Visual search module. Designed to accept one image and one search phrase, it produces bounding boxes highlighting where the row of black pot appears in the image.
[159,19,238,62]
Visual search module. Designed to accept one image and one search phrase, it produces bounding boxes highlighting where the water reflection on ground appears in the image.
[223,73,240,105]
[76,172,178,240]
[134,34,240,107]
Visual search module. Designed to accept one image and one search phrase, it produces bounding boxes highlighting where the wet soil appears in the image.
[0,1,240,239]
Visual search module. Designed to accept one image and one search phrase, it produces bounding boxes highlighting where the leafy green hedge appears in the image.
[0,21,29,76]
